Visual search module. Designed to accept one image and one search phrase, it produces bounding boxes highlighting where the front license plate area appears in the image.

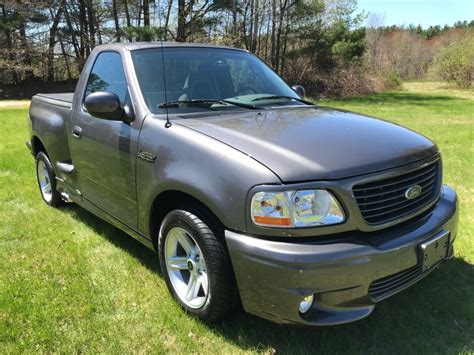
[419,231,450,272]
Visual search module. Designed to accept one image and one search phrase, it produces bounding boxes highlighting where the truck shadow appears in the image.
[67,205,473,354]
[328,92,467,107]
[212,257,474,354]
[66,205,161,275]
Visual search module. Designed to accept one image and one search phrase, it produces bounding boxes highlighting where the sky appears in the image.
[357,0,474,28]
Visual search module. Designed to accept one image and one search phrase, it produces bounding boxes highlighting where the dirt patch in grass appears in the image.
[0,100,30,108]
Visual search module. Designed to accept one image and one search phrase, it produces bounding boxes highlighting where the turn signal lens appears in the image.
[253,215,292,226]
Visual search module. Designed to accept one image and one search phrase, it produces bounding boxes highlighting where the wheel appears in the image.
[158,208,238,322]
[35,151,62,207]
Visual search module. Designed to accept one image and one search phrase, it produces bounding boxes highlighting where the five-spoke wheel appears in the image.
[35,151,62,207]
[37,159,52,203]
[158,208,238,322]
[164,227,209,309]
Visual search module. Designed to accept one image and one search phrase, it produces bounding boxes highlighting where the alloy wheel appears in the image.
[164,226,209,309]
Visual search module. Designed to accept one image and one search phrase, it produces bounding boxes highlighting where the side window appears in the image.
[84,52,127,105]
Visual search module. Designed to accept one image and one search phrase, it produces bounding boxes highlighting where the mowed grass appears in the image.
[1,82,473,353]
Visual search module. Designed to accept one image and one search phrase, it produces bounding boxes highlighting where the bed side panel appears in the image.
[29,96,73,169]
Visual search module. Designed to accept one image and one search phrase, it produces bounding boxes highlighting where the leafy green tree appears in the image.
[330,23,366,63]
[287,0,365,73]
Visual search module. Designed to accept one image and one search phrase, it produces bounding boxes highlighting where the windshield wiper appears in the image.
[158,99,258,110]
[251,95,314,105]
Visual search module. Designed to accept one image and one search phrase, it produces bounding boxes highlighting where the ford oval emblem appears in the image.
[405,185,422,199]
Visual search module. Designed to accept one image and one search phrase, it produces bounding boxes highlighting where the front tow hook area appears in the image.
[300,301,375,325]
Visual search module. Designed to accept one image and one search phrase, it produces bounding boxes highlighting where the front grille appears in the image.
[353,157,441,225]
[369,265,421,301]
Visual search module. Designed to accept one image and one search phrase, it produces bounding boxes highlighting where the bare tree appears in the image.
[46,0,67,82]
[112,0,121,42]
[366,12,385,72]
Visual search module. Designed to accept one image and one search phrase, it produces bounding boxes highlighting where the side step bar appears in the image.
[60,191,73,203]
[56,160,74,174]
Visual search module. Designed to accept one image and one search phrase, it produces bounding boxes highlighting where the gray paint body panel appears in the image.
[136,116,279,235]
[29,96,73,171]
[177,106,438,182]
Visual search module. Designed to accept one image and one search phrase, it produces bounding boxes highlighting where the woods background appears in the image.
[1,0,473,99]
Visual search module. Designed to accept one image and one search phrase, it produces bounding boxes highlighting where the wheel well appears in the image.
[32,136,46,156]
[149,190,225,248]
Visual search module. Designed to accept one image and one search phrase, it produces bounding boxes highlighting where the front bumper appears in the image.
[226,185,459,326]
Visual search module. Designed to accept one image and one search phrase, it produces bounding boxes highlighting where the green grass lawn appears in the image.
[1,82,473,353]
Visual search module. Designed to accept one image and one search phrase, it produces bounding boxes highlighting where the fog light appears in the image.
[298,295,314,314]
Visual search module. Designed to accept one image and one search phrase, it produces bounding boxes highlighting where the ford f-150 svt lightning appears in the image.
[27,42,459,326]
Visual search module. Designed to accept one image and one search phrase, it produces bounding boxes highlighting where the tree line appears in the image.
[0,0,472,98]
[366,17,473,86]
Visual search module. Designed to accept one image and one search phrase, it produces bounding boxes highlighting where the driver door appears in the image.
[69,51,139,228]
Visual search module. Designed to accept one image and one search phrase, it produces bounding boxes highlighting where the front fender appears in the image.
[136,116,280,237]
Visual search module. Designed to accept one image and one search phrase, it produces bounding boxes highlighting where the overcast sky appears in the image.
[357,0,474,28]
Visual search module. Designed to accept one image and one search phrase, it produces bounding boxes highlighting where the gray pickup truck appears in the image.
[27,42,458,326]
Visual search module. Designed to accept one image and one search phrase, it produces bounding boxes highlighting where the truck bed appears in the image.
[34,93,74,109]
[29,92,74,166]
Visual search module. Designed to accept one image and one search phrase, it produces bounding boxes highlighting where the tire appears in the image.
[158,208,238,323]
[35,151,62,207]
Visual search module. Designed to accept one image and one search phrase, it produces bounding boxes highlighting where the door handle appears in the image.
[72,126,82,139]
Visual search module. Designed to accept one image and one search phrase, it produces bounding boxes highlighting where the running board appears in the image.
[60,191,73,203]
[56,160,74,174]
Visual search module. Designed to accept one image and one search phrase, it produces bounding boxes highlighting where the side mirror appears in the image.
[84,91,124,121]
[291,85,306,99]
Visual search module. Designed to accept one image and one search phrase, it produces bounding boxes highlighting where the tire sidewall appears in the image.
[35,152,61,207]
[159,211,212,314]
[158,210,227,321]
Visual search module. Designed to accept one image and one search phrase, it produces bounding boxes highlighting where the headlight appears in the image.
[251,189,344,228]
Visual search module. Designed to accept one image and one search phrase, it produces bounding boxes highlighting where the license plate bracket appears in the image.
[419,231,450,272]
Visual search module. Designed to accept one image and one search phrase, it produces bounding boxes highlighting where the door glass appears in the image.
[85,52,127,105]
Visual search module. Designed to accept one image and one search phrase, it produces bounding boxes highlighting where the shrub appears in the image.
[429,37,474,88]
[321,65,377,98]
[283,58,400,99]
[377,71,403,90]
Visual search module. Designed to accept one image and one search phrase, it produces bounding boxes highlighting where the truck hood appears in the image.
[176,106,438,182]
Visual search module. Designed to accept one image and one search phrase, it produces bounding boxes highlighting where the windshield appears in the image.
[131,47,302,114]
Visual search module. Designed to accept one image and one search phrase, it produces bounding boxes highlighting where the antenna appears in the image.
[158,0,171,128]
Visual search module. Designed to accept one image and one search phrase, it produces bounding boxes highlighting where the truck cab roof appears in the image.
[94,42,249,53]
